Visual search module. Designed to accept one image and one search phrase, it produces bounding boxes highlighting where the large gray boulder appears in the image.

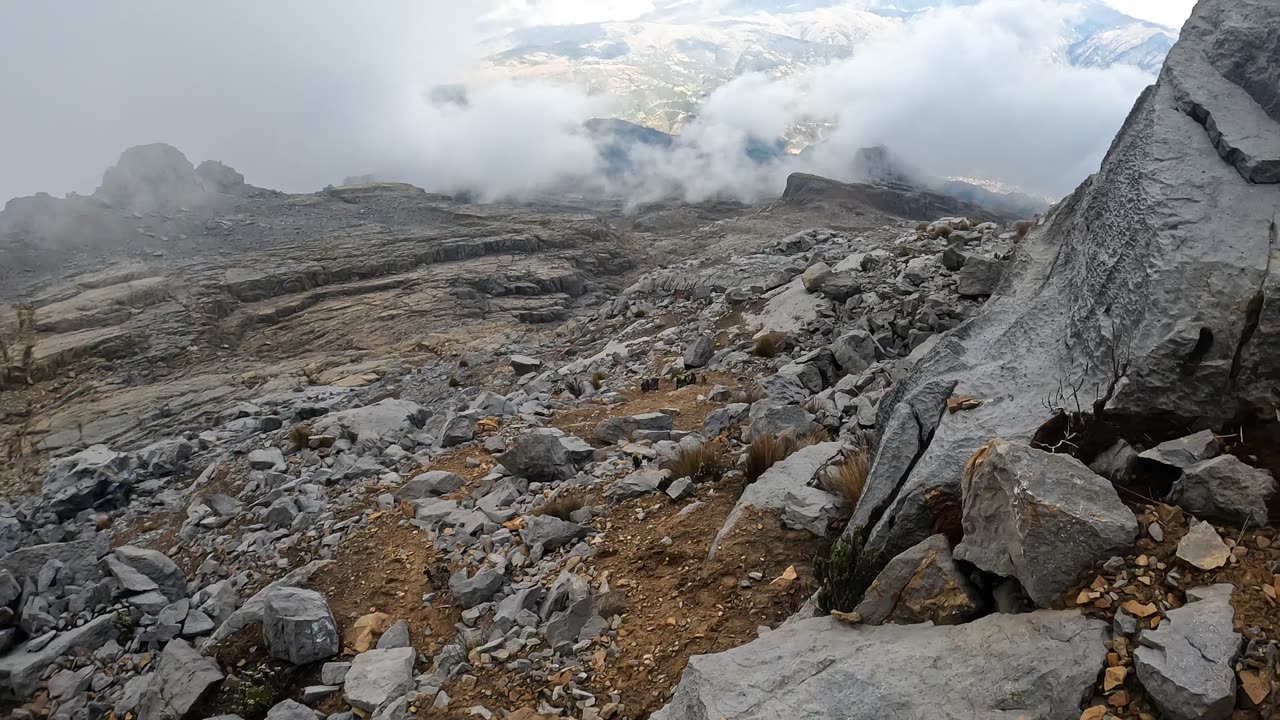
[1135,584,1241,720]
[520,515,589,551]
[1,538,103,584]
[653,611,1108,720]
[262,588,340,665]
[41,444,132,519]
[136,639,224,720]
[112,546,188,602]
[448,566,506,608]
[497,428,588,481]
[954,440,1137,608]
[683,334,715,368]
[593,412,673,444]
[1168,454,1276,526]
[745,402,813,442]
[843,0,1280,572]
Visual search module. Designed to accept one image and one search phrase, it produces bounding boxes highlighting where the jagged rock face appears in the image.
[850,0,1280,565]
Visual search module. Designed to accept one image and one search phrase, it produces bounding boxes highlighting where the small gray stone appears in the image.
[449,567,506,609]
[1139,430,1220,470]
[394,471,465,501]
[1170,455,1276,527]
[376,620,411,649]
[684,335,716,369]
[520,515,589,552]
[1175,521,1230,570]
[268,699,321,720]
[607,469,667,500]
[321,661,352,685]
[248,447,286,471]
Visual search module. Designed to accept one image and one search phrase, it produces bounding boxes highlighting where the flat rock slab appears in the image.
[136,639,225,720]
[1176,521,1230,570]
[1138,430,1220,470]
[344,647,416,712]
[0,614,117,697]
[708,442,842,559]
[654,610,1108,720]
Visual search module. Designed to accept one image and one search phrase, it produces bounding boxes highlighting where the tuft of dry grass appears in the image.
[746,433,800,483]
[796,424,831,447]
[287,424,312,451]
[1014,219,1035,240]
[662,440,725,483]
[752,333,783,358]
[734,385,766,405]
[820,448,872,511]
[590,370,608,391]
[533,494,585,521]
[448,376,462,388]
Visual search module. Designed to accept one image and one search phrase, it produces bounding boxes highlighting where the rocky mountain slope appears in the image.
[0,1,1277,719]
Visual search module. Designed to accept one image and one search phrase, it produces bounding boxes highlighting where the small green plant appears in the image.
[815,529,880,614]
[534,494,585,521]
[112,610,135,634]
[590,370,608,391]
[448,376,462,388]
[746,433,800,482]
[663,441,725,483]
[231,663,280,713]
[752,333,782,358]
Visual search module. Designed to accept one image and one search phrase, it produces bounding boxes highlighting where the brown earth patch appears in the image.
[548,373,740,441]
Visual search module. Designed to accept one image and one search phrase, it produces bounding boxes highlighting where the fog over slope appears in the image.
[0,0,1180,205]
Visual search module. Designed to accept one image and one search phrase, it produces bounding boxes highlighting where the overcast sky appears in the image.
[0,0,1199,204]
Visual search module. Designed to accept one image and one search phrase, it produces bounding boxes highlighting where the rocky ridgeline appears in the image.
[1,1,1279,719]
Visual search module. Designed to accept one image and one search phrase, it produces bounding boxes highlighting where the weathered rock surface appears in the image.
[654,610,1108,720]
[854,534,982,626]
[262,587,340,665]
[1139,430,1221,470]
[953,440,1137,608]
[1135,584,1241,720]
[846,0,1280,578]
[497,429,587,482]
[112,546,188,602]
[344,647,416,712]
[1169,454,1276,527]
[1176,520,1231,570]
[394,471,465,501]
[0,614,117,695]
[136,639,224,720]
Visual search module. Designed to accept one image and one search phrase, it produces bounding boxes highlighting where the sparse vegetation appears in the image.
[734,385,766,404]
[815,529,880,614]
[663,440,725,483]
[752,333,782,358]
[746,432,800,483]
[448,375,462,388]
[633,308,649,318]
[820,448,871,510]
[590,370,608,391]
[797,424,831,447]
[287,424,312,451]
[804,396,827,416]
[534,493,585,521]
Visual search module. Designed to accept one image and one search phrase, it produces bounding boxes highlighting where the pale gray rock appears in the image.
[136,639,224,720]
[829,330,877,375]
[1169,454,1276,526]
[593,412,674,444]
[322,661,352,685]
[1176,520,1231,570]
[267,699,320,720]
[509,355,542,375]
[709,442,842,559]
[310,399,428,445]
[1135,584,1240,720]
[469,391,516,417]
[263,587,340,666]
[41,444,132,518]
[953,440,1137,608]
[520,515,589,552]
[344,647,416,713]
[956,256,1004,297]
[449,566,506,608]
[248,447,286,471]
[376,620,411,649]
[701,403,748,437]
[202,560,332,649]
[112,546,187,602]
[394,471,465,501]
[653,611,1108,720]
[607,469,667,500]
[683,334,715,369]
[497,428,585,481]
[746,402,813,442]
[1140,430,1221,470]
[1,539,102,584]
[800,262,833,292]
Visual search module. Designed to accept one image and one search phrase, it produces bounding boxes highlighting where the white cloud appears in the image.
[1102,0,1197,28]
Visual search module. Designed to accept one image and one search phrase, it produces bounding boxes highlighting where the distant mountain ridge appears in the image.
[478,0,1177,135]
